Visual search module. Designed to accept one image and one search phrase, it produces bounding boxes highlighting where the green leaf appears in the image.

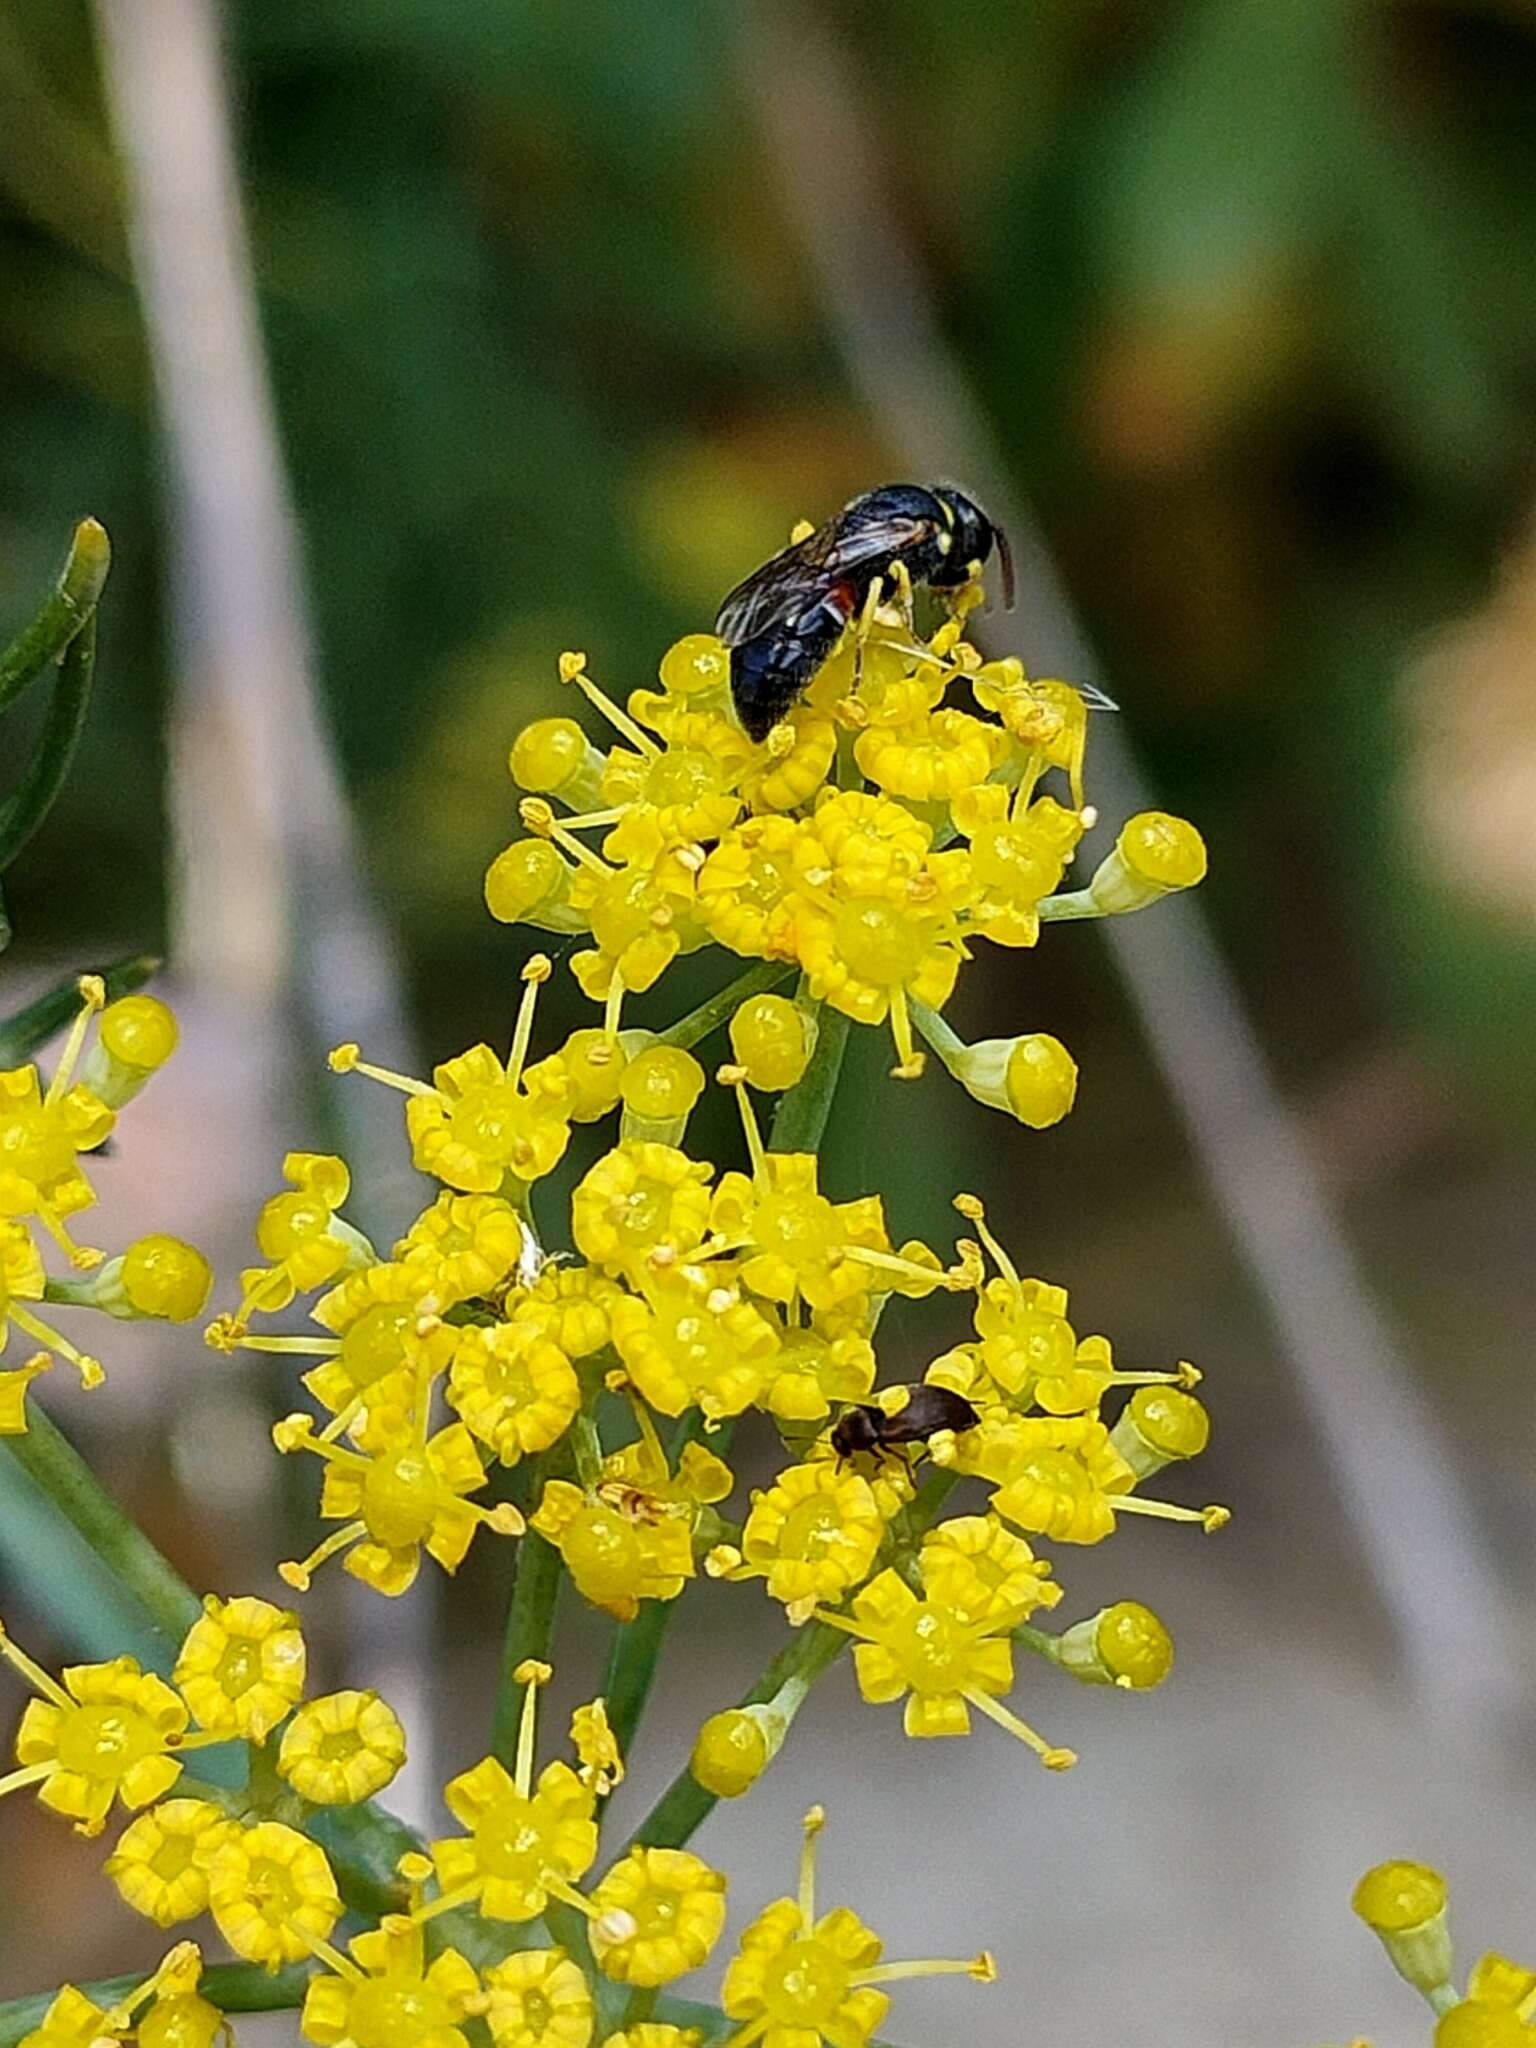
[0,953,158,1064]
[0,607,99,875]
[0,516,110,719]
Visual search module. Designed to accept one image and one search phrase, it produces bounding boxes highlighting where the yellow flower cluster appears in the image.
[487,605,1205,1096]
[1,590,1222,2048]
[0,979,211,1431]
[1353,1860,1536,2044]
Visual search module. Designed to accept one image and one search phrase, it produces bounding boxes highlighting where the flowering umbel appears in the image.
[2,537,1223,2048]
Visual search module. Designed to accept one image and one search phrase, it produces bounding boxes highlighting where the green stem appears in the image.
[1033,889,1100,922]
[907,996,965,1071]
[621,1986,658,2030]
[656,959,795,1051]
[0,1964,307,2048]
[0,518,110,718]
[0,1404,201,1643]
[0,609,99,874]
[614,1619,848,1861]
[491,1514,563,1764]
[601,1411,715,1772]
[767,988,849,1151]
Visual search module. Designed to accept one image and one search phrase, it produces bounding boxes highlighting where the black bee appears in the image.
[715,483,1015,743]
[830,1383,981,1463]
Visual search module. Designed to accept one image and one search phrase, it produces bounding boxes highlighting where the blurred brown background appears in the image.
[3,1,1536,2040]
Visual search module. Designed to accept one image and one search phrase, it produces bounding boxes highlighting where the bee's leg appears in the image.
[852,574,885,692]
[889,558,915,628]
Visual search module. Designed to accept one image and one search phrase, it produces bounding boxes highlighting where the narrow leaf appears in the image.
[0,517,111,718]
[0,608,98,874]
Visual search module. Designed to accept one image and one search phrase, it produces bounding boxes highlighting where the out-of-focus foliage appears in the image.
[3,0,1536,1105]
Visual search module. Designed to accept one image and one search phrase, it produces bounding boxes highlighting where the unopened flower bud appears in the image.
[659,633,732,698]
[1353,1861,1453,1999]
[620,1046,706,1146]
[82,995,178,1106]
[510,716,604,806]
[690,1704,787,1798]
[485,839,584,931]
[1110,1386,1210,1480]
[728,993,815,1092]
[946,1031,1078,1129]
[1087,812,1207,914]
[1053,1601,1173,1689]
[45,1234,213,1323]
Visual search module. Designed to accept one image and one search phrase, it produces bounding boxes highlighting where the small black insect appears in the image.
[830,1383,981,1463]
[715,483,1015,743]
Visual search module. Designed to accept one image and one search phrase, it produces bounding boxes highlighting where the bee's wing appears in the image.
[715,512,933,646]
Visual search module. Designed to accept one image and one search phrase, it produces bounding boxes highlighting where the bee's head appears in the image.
[931,487,1014,608]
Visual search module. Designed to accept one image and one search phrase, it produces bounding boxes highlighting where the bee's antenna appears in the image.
[994,522,1016,611]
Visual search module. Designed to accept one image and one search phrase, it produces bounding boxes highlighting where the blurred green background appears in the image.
[4,2,1536,2041]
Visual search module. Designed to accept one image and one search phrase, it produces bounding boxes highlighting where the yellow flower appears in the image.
[720,1807,993,2048]
[816,1567,1075,1767]
[1085,811,1207,913]
[331,959,572,1194]
[278,1690,406,1804]
[570,1698,624,1795]
[1051,1601,1173,1690]
[447,1319,580,1466]
[720,1461,886,1623]
[756,1314,876,1425]
[1353,1862,1454,2002]
[571,1142,714,1279]
[918,1516,1060,1627]
[1429,1953,1536,2045]
[274,1391,523,1597]
[696,815,804,958]
[208,1819,343,1971]
[234,1152,369,1322]
[588,1846,727,1986]
[394,1191,530,1305]
[300,1914,483,2048]
[854,706,1007,803]
[532,1403,731,1622]
[173,1594,306,1741]
[950,785,1083,947]
[19,1942,213,2048]
[960,1414,1224,1545]
[741,707,837,813]
[0,1627,220,1835]
[294,1259,458,1449]
[515,1263,624,1360]
[565,846,707,1003]
[711,1152,916,1315]
[484,1947,594,2048]
[609,1268,779,1421]
[599,2031,701,2048]
[598,706,752,862]
[790,872,967,1079]
[425,1664,598,1924]
[0,978,115,1266]
[104,1798,236,1927]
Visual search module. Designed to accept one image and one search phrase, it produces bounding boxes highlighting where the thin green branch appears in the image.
[0,518,110,718]
[0,609,99,874]
[656,959,794,1051]
[0,1963,308,2048]
[767,989,848,1151]
[614,1618,848,1862]
[491,1515,563,1764]
[0,1404,201,1644]
[600,1410,714,1774]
